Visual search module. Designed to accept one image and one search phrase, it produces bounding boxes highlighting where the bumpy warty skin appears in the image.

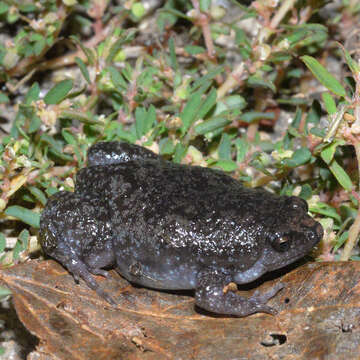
[39,141,323,316]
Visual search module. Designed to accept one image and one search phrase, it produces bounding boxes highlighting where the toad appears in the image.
[39,141,323,316]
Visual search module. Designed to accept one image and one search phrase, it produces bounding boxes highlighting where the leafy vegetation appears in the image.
[1,0,360,296]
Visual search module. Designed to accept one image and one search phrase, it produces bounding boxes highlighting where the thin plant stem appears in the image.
[270,0,297,29]
[341,189,360,260]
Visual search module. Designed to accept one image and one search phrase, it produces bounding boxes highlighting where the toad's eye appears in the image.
[286,196,308,212]
[272,235,291,252]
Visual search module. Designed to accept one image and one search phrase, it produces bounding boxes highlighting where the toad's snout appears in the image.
[301,215,323,243]
[314,222,324,239]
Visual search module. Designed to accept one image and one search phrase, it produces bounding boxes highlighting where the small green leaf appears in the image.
[113,125,137,143]
[180,91,202,134]
[106,29,137,63]
[234,28,251,58]
[0,287,11,299]
[270,52,292,63]
[212,160,238,172]
[337,42,360,74]
[247,76,276,92]
[194,116,230,135]
[44,79,73,105]
[320,141,341,164]
[63,0,77,6]
[70,35,95,65]
[135,107,146,138]
[321,92,337,115]
[299,184,312,200]
[0,1,9,14]
[135,105,156,139]
[28,115,41,133]
[25,82,40,105]
[13,229,30,259]
[191,66,224,91]
[334,231,349,252]
[306,100,322,125]
[328,159,353,191]
[200,0,211,11]
[173,143,186,163]
[159,137,175,155]
[20,229,29,244]
[28,186,47,206]
[277,97,308,106]
[19,3,37,11]
[40,133,63,153]
[284,148,312,167]
[310,127,326,138]
[145,105,157,134]
[214,95,247,115]
[4,206,40,228]
[301,55,346,97]
[33,36,46,56]
[108,66,127,89]
[184,45,205,55]
[310,202,341,223]
[197,88,217,119]
[286,68,302,78]
[131,2,145,18]
[239,112,275,123]
[218,133,232,160]
[75,57,91,84]
[62,129,77,145]
[0,233,6,253]
[13,241,23,260]
[7,11,19,23]
[168,38,178,71]
[0,92,9,103]
[157,5,179,32]
[235,138,249,163]
[46,187,60,197]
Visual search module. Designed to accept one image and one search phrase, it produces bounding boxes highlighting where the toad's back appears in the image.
[74,160,282,288]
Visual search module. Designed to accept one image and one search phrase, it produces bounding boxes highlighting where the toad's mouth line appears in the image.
[266,245,319,273]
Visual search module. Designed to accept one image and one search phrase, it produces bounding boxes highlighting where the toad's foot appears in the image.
[195,269,283,317]
[246,282,284,315]
[61,254,116,306]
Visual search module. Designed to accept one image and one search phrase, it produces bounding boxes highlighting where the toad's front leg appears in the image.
[195,268,283,316]
[65,251,117,306]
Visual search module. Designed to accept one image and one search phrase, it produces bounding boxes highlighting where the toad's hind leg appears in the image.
[39,192,117,305]
[82,241,115,279]
[195,268,284,316]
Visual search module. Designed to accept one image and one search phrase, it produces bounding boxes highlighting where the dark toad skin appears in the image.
[39,141,323,316]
